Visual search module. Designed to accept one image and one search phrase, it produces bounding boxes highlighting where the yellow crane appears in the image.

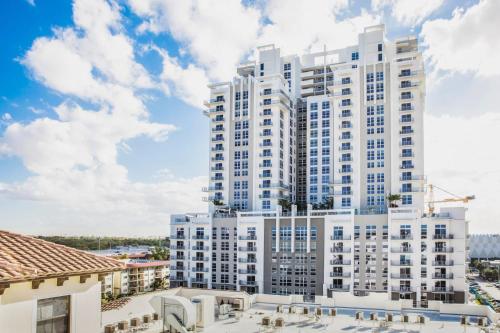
[426,184,475,215]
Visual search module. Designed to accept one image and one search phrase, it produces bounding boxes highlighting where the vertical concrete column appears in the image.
[307,204,312,253]
[291,205,297,253]
[275,206,281,253]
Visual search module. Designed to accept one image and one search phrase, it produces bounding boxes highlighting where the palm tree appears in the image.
[387,193,401,208]
[278,198,292,212]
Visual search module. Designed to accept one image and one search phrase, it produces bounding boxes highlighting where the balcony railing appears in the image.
[331,247,351,253]
[238,258,257,263]
[338,168,353,174]
[170,276,187,281]
[331,191,353,196]
[191,267,209,272]
[238,269,257,275]
[192,246,209,251]
[391,234,413,240]
[432,286,454,293]
[330,260,351,265]
[170,266,186,271]
[391,247,413,253]
[192,235,209,240]
[169,245,185,250]
[170,235,185,240]
[391,260,412,266]
[191,257,209,262]
[330,272,351,278]
[400,175,425,181]
[432,247,454,253]
[390,274,412,279]
[329,285,350,291]
[391,286,415,292]
[330,235,352,240]
[191,278,208,284]
[239,235,257,240]
[432,260,454,266]
[170,255,185,260]
[433,234,454,240]
[238,247,257,252]
[432,273,454,279]
[239,280,257,286]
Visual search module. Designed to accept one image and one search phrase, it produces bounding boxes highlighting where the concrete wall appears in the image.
[0,275,102,333]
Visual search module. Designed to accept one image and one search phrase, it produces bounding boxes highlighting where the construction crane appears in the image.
[426,184,475,215]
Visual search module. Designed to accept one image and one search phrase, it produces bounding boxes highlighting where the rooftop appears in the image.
[0,230,124,284]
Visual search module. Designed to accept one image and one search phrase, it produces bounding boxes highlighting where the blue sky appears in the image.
[0,0,499,236]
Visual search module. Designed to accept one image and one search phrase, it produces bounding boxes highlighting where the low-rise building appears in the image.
[0,230,124,333]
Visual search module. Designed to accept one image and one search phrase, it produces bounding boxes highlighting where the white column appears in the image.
[291,205,297,253]
[307,204,312,253]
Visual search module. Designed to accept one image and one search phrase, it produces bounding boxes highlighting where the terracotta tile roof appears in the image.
[0,230,125,284]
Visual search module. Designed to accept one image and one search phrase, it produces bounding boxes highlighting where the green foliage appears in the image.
[387,193,401,207]
[36,236,168,251]
[151,246,169,260]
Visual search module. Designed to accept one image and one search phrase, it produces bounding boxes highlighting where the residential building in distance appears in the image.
[0,230,124,333]
[468,234,500,260]
[171,24,469,307]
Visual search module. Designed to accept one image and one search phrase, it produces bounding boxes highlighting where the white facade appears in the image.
[173,24,468,306]
[0,275,104,333]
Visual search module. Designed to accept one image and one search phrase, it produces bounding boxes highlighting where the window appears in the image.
[37,296,70,333]
[351,52,359,61]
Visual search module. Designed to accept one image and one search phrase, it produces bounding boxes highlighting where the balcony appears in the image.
[191,278,208,284]
[338,168,353,174]
[399,164,414,170]
[400,175,425,181]
[212,117,225,123]
[191,267,209,272]
[170,235,185,240]
[211,147,224,152]
[331,191,353,196]
[391,247,413,253]
[331,247,351,253]
[211,127,225,132]
[399,118,414,124]
[330,235,352,240]
[170,276,187,282]
[399,106,414,112]
[432,260,454,266]
[238,269,257,274]
[391,260,412,266]
[207,97,225,104]
[192,246,209,251]
[239,235,257,240]
[339,146,353,152]
[259,153,272,158]
[339,124,353,129]
[259,121,273,127]
[400,187,424,193]
[239,280,257,286]
[192,235,209,240]
[338,102,352,108]
[399,94,414,100]
[170,266,186,271]
[391,286,415,293]
[238,247,257,252]
[260,132,272,137]
[390,274,412,279]
[330,272,351,278]
[339,112,352,118]
[339,135,353,141]
[210,156,224,162]
[432,273,454,279]
[259,163,272,168]
[170,255,185,260]
[391,234,413,240]
[330,180,353,185]
[169,245,185,250]
[238,258,257,263]
[191,257,209,262]
[259,173,272,178]
[338,157,353,162]
[433,234,454,240]
[398,70,421,78]
[329,285,350,291]
[399,141,414,147]
[330,260,351,265]
[399,82,419,89]
[259,143,272,148]
[432,286,454,293]
[432,247,454,253]
[399,129,414,135]
[202,185,224,192]
[211,166,224,171]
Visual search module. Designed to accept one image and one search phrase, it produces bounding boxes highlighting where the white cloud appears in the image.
[372,0,444,26]
[421,0,500,77]
[1,113,12,121]
[26,0,35,6]
[128,0,261,81]
[0,0,206,236]
[151,45,209,109]
[425,112,500,233]
[260,1,378,55]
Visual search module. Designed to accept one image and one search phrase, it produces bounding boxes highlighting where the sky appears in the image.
[0,0,499,237]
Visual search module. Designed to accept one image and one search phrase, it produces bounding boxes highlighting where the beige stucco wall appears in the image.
[0,274,102,333]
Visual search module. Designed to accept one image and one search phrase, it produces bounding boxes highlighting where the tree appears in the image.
[387,194,401,208]
[212,199,223,206]
[151,246,169,260]
[278,198,292,211]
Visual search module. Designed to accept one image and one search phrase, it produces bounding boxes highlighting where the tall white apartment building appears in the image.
[171,25,469,307]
